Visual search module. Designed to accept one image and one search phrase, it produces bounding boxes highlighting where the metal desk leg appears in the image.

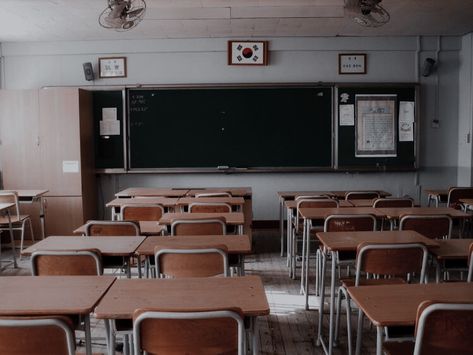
[317,249,336,355]
[376,326,383,355]
[238,224,243,235]
[317,250,327,347]
[38,197,46,240]
[280,197,285,257]
[287,208,294,278]
[84,314,92,355]
[137,255,142,278]
[304,218,311,310]
[7,210,17,268]
[300,218,307,295]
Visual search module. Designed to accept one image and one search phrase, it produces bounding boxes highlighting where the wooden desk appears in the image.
[424,188,448,207]
[94,275,269,355]
[299,207,386,220]
[460,198,473,211]
[377,207,471,219]
[430,238,473,282]
[315,230,439,355]
[73,221,167,236]
[348,199,375,207]
[347,282,473,355]
[106,197,180,220]
[0,275,115,355]
[186,187,252,197]
[0,202,16,268]
[176,196,245,211]
[115,188,189,198]
[1,189,48,240]
[159,212,245,234]
[136,234,252,275]
[330,190,391,199]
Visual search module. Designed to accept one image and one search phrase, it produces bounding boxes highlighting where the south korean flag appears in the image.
[231,42,266,65]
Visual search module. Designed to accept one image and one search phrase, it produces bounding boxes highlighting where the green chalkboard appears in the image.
[93,90,125,169]
[128,86,332,170]
[336,85,418,170]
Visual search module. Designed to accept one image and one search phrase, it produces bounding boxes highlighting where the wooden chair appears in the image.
[372,197,414,208]
[335,242,428,355]
[133,308,245,355]
[399,214,452,239]
[345,191,380,200]
[383,301,473,355]
[154,245,229,278]
[195,192,232,198]
[447,187,473,209]
[189,202,232,213]
[31,249,103,276]
[0,191,34,252]
[0,316,76,355]
[120,204,164,221]
[84,220,140,236]
[171,217,226,236]
[294,195,331,201]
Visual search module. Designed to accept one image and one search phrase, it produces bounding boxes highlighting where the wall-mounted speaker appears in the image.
[422,58,436,77]
[83,62,94,81]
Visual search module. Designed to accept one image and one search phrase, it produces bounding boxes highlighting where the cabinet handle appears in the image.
[36,136,40,146]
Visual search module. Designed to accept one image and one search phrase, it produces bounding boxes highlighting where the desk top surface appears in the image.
[94,275,269,319]
[177,197,245,206]
[0,202,14,211]
[285,200,352,209]
[377,207,470,218]
[136,235,252,255]
[298,207,386,219]
[73,221,166,236]
[424,189,448,196]
[186,187,252,197]
[159,212,244,225]
[116,188,190,197]
[0,189,49,198]
[0,276,115,315]
[460,198,473,206]
[106,197,180,208]
[331,190,391,198]
[277,191,335,198]
[430,238,473,260]
[347,282,473,327]
[22,236,146,256]
[316,230,439,252]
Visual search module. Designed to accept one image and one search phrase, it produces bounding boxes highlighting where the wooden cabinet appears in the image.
[0,88,97,237]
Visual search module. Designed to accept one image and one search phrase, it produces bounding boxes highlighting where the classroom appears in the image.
[0,0,473,354]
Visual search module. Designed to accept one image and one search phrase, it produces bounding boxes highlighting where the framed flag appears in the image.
[228,41,269,66]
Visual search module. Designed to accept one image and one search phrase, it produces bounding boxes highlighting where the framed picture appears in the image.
[99,57,127,78]
[339,53,366,74]
[228,41,269,66]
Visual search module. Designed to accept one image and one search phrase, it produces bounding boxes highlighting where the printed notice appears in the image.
[339,104,355,126]
[355,95,397,157]
[100,120,120,136]
[62,160,79,173]
[102,107,117,121]
[399,101,415,142]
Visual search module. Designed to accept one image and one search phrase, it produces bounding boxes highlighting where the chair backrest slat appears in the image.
[85,220,140,236]
[0,191,20,219]
[121,204,164,222]
[373,198,414,208]
[171,218,226,236]
[195,192,232,198]
[447,187,473,208]
[31,250,103,276]
[189,202,231,213]
[399,214,452,239]
[324,214,377,232]
[345,191,380,200]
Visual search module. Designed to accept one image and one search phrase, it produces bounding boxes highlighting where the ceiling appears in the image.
[0,0,472,42]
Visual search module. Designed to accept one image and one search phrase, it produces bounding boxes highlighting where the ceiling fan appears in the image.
[99,0,146,31]
[345,0,390,27]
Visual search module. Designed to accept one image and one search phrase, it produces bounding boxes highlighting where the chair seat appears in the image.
[383,340,415,355]
[0,214,30,225]
[340,277,406,288]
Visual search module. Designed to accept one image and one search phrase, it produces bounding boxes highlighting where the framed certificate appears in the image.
[339,53,366,74]
[99,57,127,78]
[228,41,269,66]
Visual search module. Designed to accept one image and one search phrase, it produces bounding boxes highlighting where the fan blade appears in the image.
[126,7,145,18]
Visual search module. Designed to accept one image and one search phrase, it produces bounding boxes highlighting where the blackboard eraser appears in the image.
[217,165,230,170]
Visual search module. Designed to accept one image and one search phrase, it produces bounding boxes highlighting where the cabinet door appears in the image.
[43,196,84,236]
[39,88,82,196]
[0,90,42,189]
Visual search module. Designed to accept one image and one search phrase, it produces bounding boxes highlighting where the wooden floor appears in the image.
[1,228,380,355]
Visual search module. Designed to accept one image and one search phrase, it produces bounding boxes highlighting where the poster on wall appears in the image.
[355,95,397,157]
[399,101,415,142]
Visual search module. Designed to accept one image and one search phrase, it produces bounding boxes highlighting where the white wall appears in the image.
[0,36,463,219]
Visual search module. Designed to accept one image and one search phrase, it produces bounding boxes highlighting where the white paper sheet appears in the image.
[339,104,355,126]
[62,160,79,173]
[102,107,117,121]
[399,101,415,142]
[100,120,120,136]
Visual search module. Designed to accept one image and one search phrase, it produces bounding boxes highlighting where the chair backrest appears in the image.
[85,220,140,236]
[189,202,232,213]
[373,197,414,208]
[195,192,232,198]
[413,301,473,355]
[355,242,428,285]
[171,218,226,236]
[133,308,245,355]
[0,191,20,219]
[447,187,473,208]
[154,245,229,278]
[294,195,331,201]
[324,214,377,232]
[31,249,103,276]
[121,204,164,222]
[399,214,452,239]
[345,191,380,200]
[0,316,76,355]
[468,243,473,282]
[296,199,339,229]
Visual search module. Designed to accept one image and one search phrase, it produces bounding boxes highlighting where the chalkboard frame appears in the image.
[126,83,335,173]
[334,83,419,172]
